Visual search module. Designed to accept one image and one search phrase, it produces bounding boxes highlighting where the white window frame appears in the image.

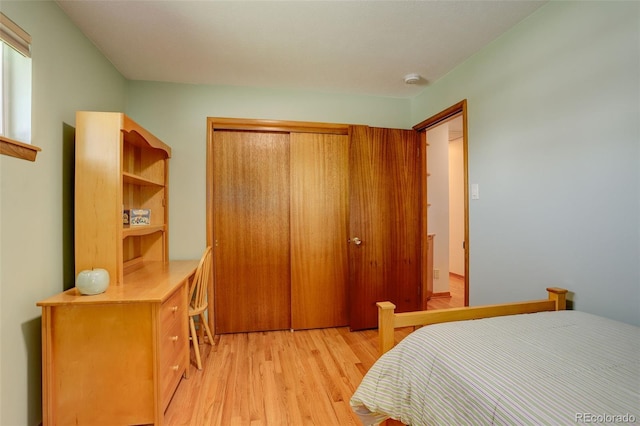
[0,12,39,161]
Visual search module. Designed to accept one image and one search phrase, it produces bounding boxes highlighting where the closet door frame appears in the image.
[206,118,350,334]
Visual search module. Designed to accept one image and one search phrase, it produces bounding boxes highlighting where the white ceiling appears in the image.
[56,0,546,98]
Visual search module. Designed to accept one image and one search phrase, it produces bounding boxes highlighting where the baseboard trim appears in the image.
[449,272,465,279]
[431,291,451,299]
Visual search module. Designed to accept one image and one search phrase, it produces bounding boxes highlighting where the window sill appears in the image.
[0,135,41,161]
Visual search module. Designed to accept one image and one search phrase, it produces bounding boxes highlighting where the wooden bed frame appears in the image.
[376,287,568,355]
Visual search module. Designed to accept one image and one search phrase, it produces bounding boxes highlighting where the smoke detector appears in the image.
[403,73,421,84]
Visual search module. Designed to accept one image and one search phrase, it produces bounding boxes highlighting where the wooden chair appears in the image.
[188,246,214,370]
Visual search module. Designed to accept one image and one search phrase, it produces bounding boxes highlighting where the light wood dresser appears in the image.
[37,112,199,424]
[37,260,198,425]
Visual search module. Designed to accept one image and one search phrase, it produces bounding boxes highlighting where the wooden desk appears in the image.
[37,260,198,426]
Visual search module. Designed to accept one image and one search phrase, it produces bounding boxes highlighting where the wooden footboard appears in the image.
[377,287,568,355]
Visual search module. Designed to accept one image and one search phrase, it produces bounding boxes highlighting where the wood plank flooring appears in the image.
[165,327,410,425]
[166,277,465,425]
[427,274,465,310]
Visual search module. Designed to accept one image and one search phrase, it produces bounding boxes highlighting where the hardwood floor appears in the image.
[427,273,465,310]
[165,327,411,425]
[166,276,465,425]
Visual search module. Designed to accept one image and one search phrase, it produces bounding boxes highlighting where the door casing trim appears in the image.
[413,100,469,307]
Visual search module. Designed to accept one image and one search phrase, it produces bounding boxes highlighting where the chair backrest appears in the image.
[190,246,213,312]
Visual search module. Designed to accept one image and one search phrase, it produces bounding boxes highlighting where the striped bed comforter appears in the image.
[351,310,640,425]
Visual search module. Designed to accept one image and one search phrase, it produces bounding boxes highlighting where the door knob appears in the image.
[350,237,362,246]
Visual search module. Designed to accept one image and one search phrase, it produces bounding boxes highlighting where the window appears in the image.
[0,12,38,161]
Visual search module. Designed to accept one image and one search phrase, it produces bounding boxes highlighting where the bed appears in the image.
[351,288,640,425]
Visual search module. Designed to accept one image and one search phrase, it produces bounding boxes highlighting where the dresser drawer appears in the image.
[159,287,188,409]
[160,316,186,408]
[160,314,186,367]
[160,287,186,328]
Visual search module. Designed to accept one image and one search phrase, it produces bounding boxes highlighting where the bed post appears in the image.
[547,287,568,310]
[377,302,396,355]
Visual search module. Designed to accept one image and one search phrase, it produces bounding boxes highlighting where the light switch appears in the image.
[471,183,479,200]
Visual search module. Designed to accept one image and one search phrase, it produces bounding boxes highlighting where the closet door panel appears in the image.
[349,126,421,330]
[213,131,291,333]
[290,133,349,329]
[348,126,388,331]
[384,128,421,314]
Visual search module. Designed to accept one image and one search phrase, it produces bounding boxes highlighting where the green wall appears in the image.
[0,2,126,425]
[411,1,639,325]
[1,1,638,425]
[127,2,639,331]
[125,81,412,259]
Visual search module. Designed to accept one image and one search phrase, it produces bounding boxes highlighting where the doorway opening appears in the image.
[414,100,469,308]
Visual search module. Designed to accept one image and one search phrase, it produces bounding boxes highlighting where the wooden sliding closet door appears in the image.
[290,133,349,329]
[209,119,420,333]
[212,131,291,333]
[349,126,421,330]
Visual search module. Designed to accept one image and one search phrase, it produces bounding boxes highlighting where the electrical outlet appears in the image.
[433,269,440,279]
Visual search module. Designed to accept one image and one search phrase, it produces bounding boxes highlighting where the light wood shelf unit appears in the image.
[37,112,196,425]
[74,111,171,285]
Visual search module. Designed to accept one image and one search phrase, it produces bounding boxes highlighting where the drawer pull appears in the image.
[170,335,179,342]
[170,306,178,313]
[171,364,180,371]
